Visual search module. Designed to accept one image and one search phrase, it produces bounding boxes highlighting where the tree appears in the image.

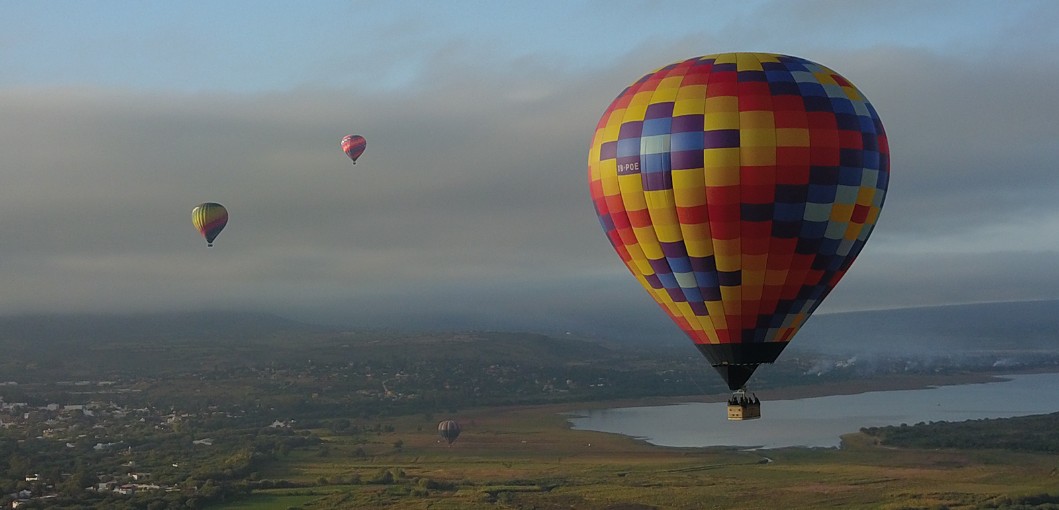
[60,468,95,496]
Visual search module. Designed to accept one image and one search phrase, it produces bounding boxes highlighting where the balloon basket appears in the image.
[726,389,761,421]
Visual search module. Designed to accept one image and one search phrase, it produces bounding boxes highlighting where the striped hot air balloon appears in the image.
[438,420,461,445]
[341,134,366,164]
[191,202,228,247]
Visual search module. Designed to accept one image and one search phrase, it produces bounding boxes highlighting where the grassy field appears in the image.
[212,400,1059,510]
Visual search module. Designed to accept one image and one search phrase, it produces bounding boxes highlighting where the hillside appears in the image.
[1,301,1058,390]
[0,313,632,381]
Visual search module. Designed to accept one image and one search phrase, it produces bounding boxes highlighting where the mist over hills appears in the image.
[0,311,613,358]
[0,311,321,345]
[1,299,1056,365]
[794,299,1059,355]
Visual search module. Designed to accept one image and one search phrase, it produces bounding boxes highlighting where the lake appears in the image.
[567,372,1059,449]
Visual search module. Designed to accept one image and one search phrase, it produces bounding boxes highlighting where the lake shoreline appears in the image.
[563,370,1059,449]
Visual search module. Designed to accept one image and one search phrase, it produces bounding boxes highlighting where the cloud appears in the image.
[0,48,621,322]
[2,3,1058,341]
[837,46,1059,250]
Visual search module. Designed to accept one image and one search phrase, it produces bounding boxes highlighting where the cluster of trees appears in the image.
[860,412,1059,452]
[980,492,1059,509]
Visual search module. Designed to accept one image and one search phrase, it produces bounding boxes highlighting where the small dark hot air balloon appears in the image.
[191,202,228,247]
[587,52,889,418]
[438,420,461,445]
[341,134,366,164]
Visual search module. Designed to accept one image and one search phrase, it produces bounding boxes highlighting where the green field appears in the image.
[211,403,1059,510]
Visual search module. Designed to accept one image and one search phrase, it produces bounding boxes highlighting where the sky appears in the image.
[2,1,1058,342]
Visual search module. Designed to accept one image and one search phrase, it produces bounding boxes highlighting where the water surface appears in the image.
[567,372,1059,449]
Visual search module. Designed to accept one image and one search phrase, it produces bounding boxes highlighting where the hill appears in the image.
[0,312,632,379]
[4,299,1057,356]
[0,311,322,345]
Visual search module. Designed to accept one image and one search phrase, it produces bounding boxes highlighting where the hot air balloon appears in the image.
[587,53,888,416]
[191,202,228,247]
[438,420,461,445]
[341,134,366,164]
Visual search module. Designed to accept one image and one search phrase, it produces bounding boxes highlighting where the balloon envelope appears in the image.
[587,53,889,390]
[191,202,228,247]
[341,134,366,164]
[438,420,461,445]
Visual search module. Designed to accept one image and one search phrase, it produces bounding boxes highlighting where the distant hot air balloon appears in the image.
[587,53,889,403]
[438,420,461,445]
[191,202,228,247]
[341,134,366,164]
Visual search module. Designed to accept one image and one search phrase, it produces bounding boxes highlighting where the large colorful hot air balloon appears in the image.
[438,420,461,445]
[341,134,366,164]
[587,53,888,396]
[191,202,228,247]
